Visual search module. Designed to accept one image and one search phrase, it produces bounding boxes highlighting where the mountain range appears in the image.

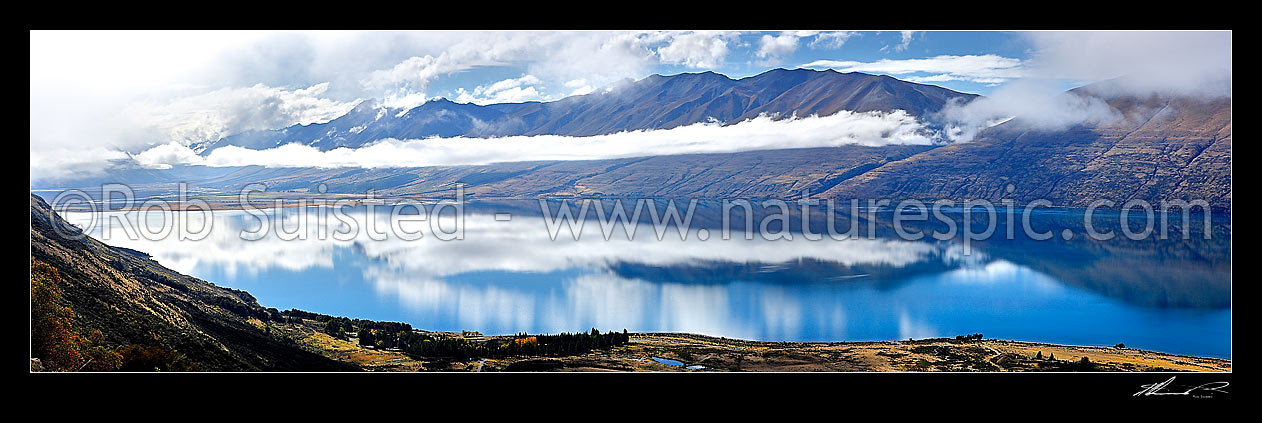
[824,84,1232,208]
[193,68,976,152]
[41,69,1230,210]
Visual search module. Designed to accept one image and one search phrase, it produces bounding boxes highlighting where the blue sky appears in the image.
[604,31,1032,95]
[421,31,1037,102]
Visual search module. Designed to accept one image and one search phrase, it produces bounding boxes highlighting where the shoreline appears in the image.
[282,323,1231,372]
[637,332,1232,361]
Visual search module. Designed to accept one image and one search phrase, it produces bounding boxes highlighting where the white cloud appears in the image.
[30,147,131,181]
[30,31,749,183]
[801,54,1027,85]
[129,142,206,169]
[360,31,742,106]
[361,55,447,91]
[809,31,857,49]
[656,31,736,69]
[122,82,360,146]
[564,79,595,96]
[933,31,1231,142]
[884,31,916,53]
[358,32,549,93]
[454,75,548,105]
[1022,31,1231,97]
[935,80,1121,142]
[30,31,282,161]
[381,91,430,112]
[756,32,802,63]
[136,110,937,169]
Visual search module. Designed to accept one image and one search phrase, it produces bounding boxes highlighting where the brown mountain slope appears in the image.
[29,193,356,371]
[470,69,975,138]
[822,92,1231,209]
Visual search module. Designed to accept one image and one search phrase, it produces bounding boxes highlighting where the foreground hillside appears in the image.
[29,193,355,371]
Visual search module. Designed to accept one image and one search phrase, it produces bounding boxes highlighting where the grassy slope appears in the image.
[275,319,1230,372]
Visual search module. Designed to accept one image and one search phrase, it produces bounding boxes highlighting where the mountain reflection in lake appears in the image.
[64,200,1231,358]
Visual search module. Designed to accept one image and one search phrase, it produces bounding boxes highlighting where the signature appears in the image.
[1134,376,1229,397]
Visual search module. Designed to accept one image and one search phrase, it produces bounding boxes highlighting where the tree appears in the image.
[31,261,123,371]
[81,329,123,371]
[118,344,191,371]
[31,262,84,371]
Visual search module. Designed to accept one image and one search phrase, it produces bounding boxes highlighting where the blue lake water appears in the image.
[64,201,1231,358]
[652,357,685,366]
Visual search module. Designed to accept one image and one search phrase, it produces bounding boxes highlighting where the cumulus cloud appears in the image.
[453,75,548,105]
[133,110,937,169]
[756,32,808,64]
[754,31,848,64]
[359,32,550,93]
[359,31,742,106]
[655,31,737,68]
[361,55,447,92]
[801,54,1026,85]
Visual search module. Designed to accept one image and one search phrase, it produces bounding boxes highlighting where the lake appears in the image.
[63,199,1231,358]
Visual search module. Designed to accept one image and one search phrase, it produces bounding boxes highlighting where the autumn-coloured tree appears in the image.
[31,261,84,371]
[31,261,124,371]
[81,329,123,371]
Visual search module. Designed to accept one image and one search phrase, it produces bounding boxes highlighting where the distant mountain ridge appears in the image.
[181,80,1229,210]
[823,86,1232,208]
[38,74,1229,211]
[193,68,978,152]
